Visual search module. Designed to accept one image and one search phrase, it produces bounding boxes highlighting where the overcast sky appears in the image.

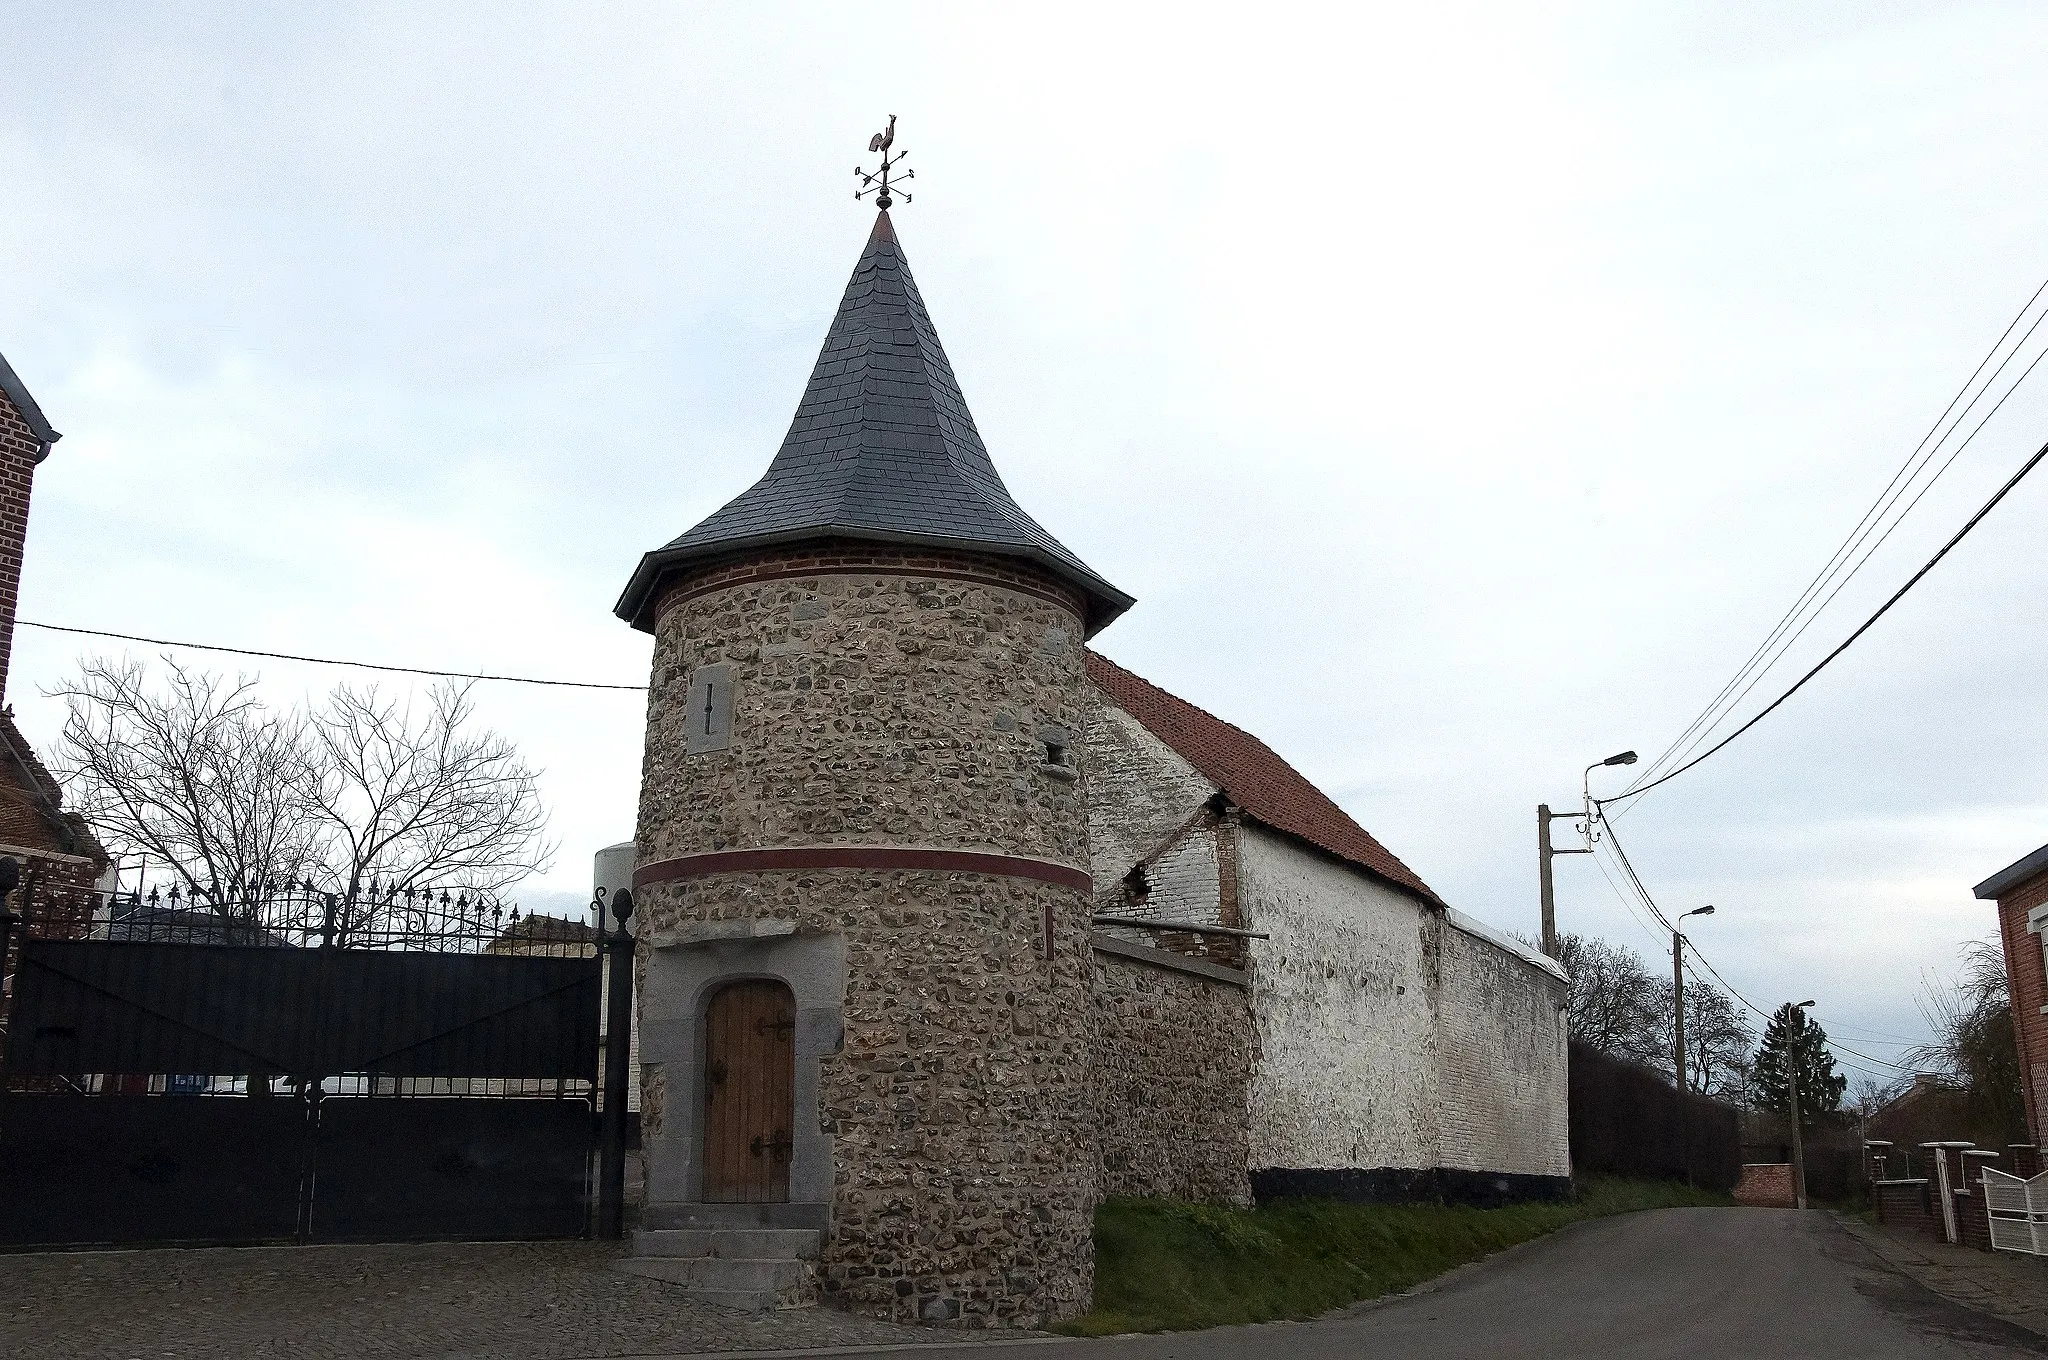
[6,2,2047,1080]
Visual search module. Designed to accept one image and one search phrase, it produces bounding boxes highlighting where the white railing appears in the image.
[1982,1168,2048,1255]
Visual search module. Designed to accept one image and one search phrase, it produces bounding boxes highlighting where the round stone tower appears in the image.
[616,211,1131,1328]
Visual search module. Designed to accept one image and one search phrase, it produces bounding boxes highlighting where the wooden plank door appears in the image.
[701,980,795,1203]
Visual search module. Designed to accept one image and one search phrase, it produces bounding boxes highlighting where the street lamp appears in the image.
[1582,749,1639,825]
[1789,999,1816,1210]
[1673,906,1715,1093]
[1537,751,1638,959]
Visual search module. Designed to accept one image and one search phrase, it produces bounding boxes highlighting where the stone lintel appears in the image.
[1091,931,1247,987]
[649,917,801,950]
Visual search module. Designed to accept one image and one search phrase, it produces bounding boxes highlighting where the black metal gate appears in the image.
[0,874,606,1247]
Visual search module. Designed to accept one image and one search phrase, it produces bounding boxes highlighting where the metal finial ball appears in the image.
[876,193,891,211]
[612,888,634,927]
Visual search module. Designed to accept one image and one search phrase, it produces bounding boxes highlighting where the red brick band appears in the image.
[660,562,1082,621]
[632,846,1093,894]
[651,541,1087,629]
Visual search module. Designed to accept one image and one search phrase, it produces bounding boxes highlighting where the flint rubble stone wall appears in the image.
[1090,951,1252,1206]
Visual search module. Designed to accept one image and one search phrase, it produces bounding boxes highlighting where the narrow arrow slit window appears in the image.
[685,664,735,754]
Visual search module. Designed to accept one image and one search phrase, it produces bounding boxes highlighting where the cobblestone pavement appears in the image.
[1837,1214,2048,1340]
[0,1240,1032,1360]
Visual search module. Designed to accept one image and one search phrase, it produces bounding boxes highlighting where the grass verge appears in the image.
[1059,1175,1729,1336]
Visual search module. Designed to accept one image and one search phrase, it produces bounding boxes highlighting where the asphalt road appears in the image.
[723,1209,2048,1360]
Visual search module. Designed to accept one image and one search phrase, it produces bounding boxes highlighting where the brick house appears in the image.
[1977,841,2048,1143]
[0,350,109,907]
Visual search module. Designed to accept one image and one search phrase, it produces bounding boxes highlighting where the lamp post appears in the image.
[1673,905,1714,1094]
[1789,999,1816,1210]
[1672,904,1714,1187]
[1537,750,1636,957]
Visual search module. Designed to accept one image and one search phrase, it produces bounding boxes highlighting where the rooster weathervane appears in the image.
[854,115,913,211]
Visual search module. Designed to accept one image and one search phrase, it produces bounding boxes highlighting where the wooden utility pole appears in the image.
[1673,930,1687,1095]
[1788,1066,1808,1210]
[1537,805,1588,958]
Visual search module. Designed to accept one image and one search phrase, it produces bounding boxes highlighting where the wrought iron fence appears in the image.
[0,867,602,1102]
[63,877,596,955]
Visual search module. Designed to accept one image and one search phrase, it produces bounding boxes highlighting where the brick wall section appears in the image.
[0,713,106,870]
[1994,871,2048,1143]
[0,388,43,703]
[1081,690,1219,902]
[1873,1179,1936,1234]
[1734,1163,1796,1208]
[1435,918,1570,1179]
[1956,1189,1993,1251]
[1090,954,1252,1206]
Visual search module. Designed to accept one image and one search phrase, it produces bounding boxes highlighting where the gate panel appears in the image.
[8,940,320,1077]
[309,1098,592,1241]
[0,882,605,1248]
[0,1095,304,1246]
[314,951,601,1078]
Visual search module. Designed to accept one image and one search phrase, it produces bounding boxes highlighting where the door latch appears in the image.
[749,1129,794,1162]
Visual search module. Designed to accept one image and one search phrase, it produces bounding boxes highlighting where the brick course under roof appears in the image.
[616,211,1130,635]
[1086,650,1443,906]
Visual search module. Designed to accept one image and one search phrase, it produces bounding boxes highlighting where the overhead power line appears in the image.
[19,621,648,692]
[1595,811,1908,1074]
[1600,431,2048,805]
[1623,275,2048,800]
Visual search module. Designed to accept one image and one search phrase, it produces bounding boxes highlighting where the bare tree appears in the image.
[52,659,554,924]
[1556,932,1668,1067]
[54,658,322,906]
[308,681,554,900]
[1908,938,2026,1143]
[1678,980,1754,1101]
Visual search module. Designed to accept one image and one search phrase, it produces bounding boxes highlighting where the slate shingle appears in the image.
[615,212,1132,634]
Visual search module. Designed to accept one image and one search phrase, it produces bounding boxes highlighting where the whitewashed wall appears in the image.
[1082,700,1217,909]
[1081,681,1571,1195]
[1238,826,1442,1172]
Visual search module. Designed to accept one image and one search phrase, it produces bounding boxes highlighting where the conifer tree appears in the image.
[1751,1002,1846,1126]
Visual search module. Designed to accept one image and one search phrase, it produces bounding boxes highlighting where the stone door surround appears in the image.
[638,930,846,1215]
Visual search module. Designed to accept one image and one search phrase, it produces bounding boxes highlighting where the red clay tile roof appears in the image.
[1086,651,1443,906]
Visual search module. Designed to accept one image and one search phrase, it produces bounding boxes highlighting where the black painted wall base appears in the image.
[1251,1166,1572,1210]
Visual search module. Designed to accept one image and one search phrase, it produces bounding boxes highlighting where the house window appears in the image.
[685,664,735,755]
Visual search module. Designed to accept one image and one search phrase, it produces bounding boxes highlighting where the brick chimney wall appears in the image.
[0,389,42,703]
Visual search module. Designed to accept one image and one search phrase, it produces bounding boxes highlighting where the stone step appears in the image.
[642,1201,829,1231]
[613,1254,812,1310]
[631,1227,822,1260]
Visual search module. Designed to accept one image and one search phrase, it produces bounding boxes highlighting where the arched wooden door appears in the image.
[701,979,795,1203]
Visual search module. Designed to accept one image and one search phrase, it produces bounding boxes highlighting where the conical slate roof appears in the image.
[615,212,1132,634]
